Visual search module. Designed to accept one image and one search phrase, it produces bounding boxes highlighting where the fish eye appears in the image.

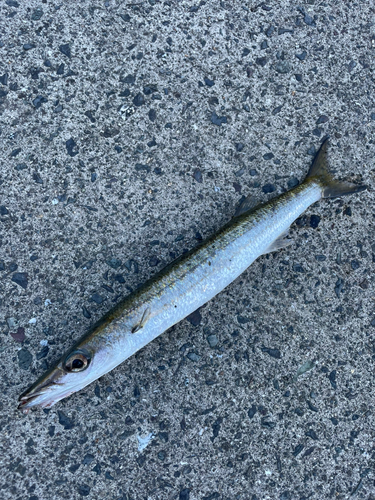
[64,351,90,372]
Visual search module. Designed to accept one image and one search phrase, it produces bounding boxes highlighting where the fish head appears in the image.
[18,346,103,412]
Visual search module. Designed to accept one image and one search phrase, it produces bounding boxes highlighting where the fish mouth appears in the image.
[18,381,67,413]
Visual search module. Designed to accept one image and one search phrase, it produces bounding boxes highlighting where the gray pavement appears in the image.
[1,1,375,499]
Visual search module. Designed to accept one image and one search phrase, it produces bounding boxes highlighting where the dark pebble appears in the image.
[102,127,119,138]
[293,264,304,273]
[77,485,90,497]
[36,345,49,360]
[23,43,36,50]
[193,169,203,183]
[165,122,172,129]
[11,327,25,343]
[310,214,321,228]
[317,115,329,124]
[33,172,43,184]
[211,112,227,126]
[307,146,316,156]
[242,48,250,56]
[15,163,27,171]
[262,183,275,193]
[280,492,291,500]
[85,110,96,123]
[0,73,9,85]
[295,74,302,82]
[287,177,299,189]
[261,417,276,429]
[82,306,91,319]
[12,272,28,289]
[10,148,21,157]
[58,410,75,429]
[186,308,202,326]
[292,444,304,457]
[0,260,5,270]
[135,163,151,173]
[278,27,294,35]
[114,274,125,283]
[65,138,79,157]
[304,13,315,26]
[334,278,344,298]
[266,25,275,37]
[207,334,218,347]
[133,93,145,106]
[180,489,190,500]
[344,206,352,216]
[272,105,283,115]
[18,348,32,369]
[351,259,360,270]
[149,256,159,267]
[204,77,215,86]
[31,7,44,21]
[256,57,268,67]
[248,404,257,419]
[91,293,104,304]
[48,425,55,437]
[106,257,122,269]
[56,63,64,75]
[260,40,268,49]
[237,315,249,324]
[148,108,156,121]
[0,205,9,215]
[307,400,319,412]
[263,153,274,160]
[211,418,222,441]
[124,259,139,273]
[32,95,47,108]
[8,262,17,272]
[274,61,291,73]
[235,142,244,152]
[305,429,318,440]
[83,454,95,465]
[295,51,307,61]
[233,182,241,193]
[315,254,326,261]
[187,352,201,361]
[261,346,281,359]
[59,43,71,58]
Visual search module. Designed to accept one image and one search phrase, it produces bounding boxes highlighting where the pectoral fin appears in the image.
[131,307,151,333]
[263,229,293,254]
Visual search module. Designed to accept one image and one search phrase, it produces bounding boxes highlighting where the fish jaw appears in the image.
[17,345,115,412]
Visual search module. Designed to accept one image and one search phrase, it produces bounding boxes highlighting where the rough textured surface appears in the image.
[0,1,374,499]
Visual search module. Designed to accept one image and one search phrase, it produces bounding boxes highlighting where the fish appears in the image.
[18,139,365,412]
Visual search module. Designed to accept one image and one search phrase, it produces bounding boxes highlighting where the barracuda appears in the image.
[18,139,365,412]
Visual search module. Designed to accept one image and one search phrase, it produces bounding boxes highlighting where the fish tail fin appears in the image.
[305,138,366,198]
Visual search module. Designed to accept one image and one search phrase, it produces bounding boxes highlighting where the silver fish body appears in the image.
[18,140,365,411]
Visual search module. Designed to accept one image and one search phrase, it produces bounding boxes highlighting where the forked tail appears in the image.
[306,138,366,198]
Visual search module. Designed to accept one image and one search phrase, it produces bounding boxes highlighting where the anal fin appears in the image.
[263,228,293,255]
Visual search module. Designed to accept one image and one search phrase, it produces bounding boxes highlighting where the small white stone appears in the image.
[44,299,51,306]
[52,198,58,205]
[137,433,153,452]
[40,339,48,346]
[29,318,37,324]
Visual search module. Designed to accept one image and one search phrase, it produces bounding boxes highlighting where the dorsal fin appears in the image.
[234,194,258,217]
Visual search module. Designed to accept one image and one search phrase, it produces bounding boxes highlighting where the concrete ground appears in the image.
[1,1,374,499]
